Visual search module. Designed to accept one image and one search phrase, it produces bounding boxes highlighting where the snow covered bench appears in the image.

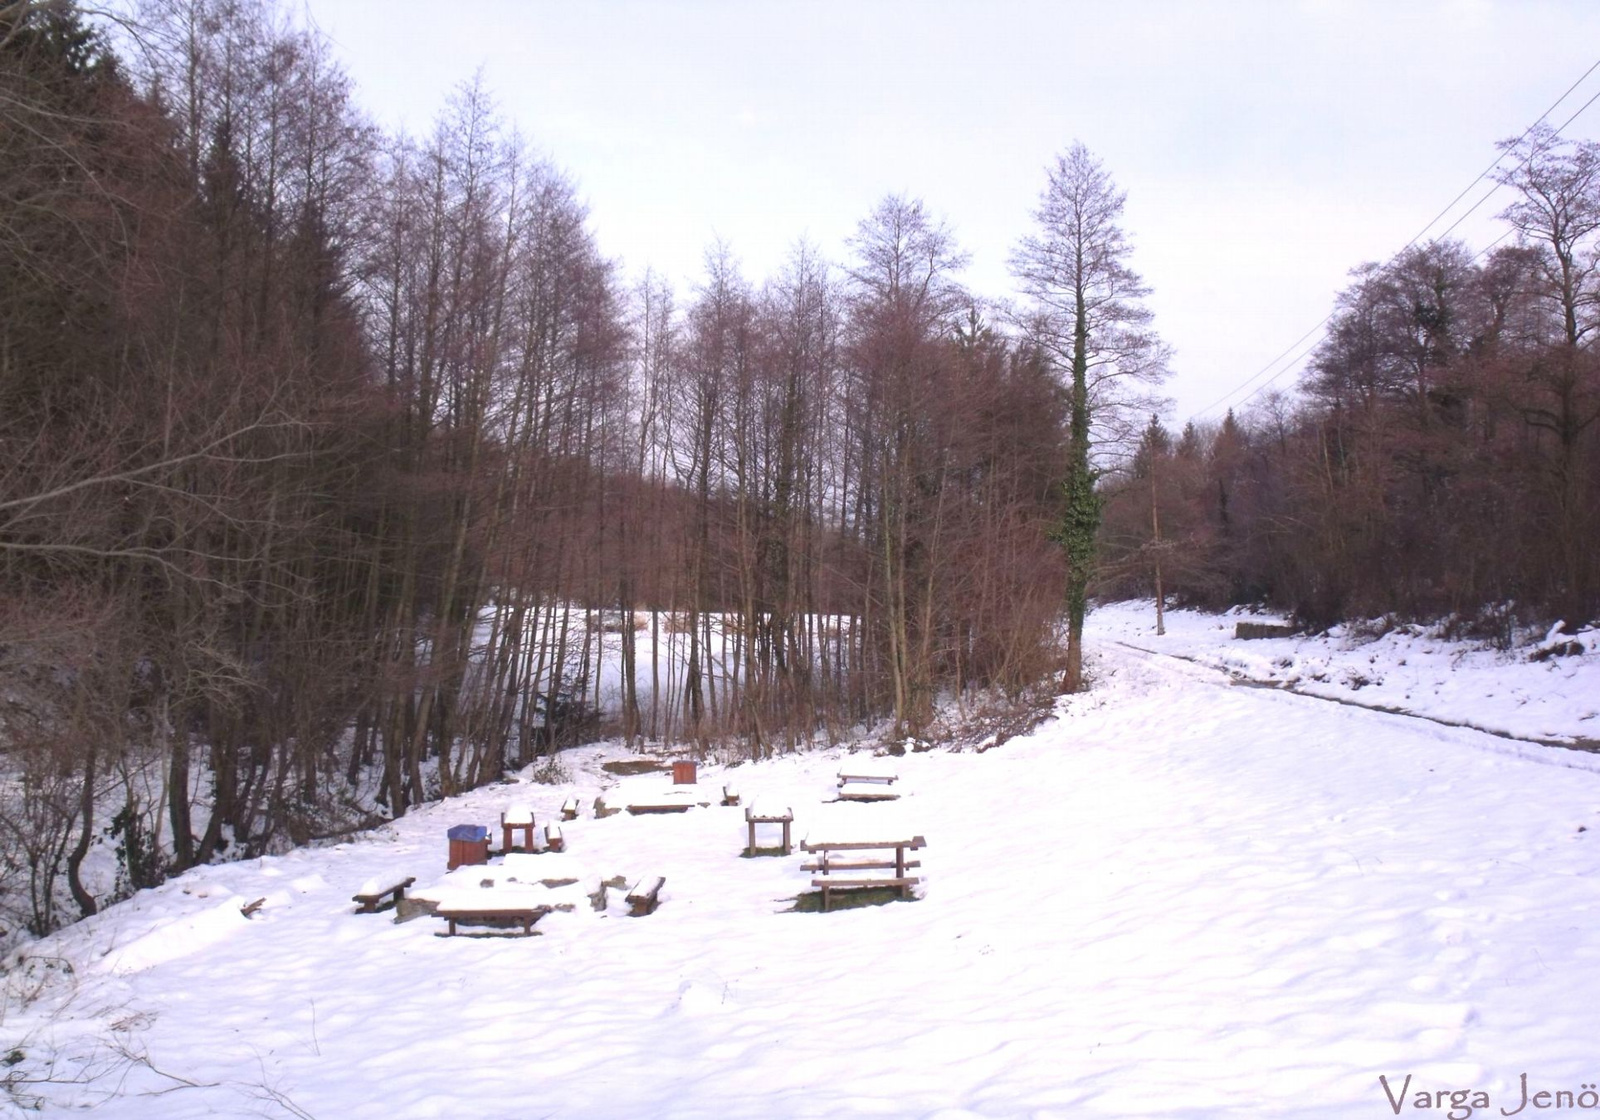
[722,783,740,807]
[800,834,925,911]
[810,876,918,910]
[435,901,552,937]
[837,764,897,786]
[543,822,564,853]
[501,804,536,853]
[561,798,579,821]
[626,875,665,916]
[352,876,415,914]
[836,779,900,802]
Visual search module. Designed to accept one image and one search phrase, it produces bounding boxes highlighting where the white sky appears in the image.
[307,0,1600,423]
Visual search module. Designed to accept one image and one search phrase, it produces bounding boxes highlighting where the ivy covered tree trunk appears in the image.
[1011,144,1170,696]
[1056,297,1101,694]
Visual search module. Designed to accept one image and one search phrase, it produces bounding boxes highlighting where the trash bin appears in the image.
[672,760,697,785]
[447,824,489,870]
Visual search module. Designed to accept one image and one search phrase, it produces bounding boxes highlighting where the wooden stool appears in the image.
[744,802,794,855]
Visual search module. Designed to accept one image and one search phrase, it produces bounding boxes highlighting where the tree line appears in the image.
[1099,124,1600,636]
[2,0,1154,936]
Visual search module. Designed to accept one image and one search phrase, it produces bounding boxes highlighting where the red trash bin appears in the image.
[447,824,489,870]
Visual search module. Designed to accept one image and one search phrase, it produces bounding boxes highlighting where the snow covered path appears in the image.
[6,625,1600,1118]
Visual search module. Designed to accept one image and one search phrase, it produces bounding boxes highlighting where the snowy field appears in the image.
[4,604,1600,1118]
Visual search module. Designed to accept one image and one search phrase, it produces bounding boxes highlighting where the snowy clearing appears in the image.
[3,605,1598,1118]
[1093,600,1600,748]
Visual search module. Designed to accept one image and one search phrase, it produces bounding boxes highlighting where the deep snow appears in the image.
[3,603,1599,1118]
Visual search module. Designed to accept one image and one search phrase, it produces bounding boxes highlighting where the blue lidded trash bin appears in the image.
[447,824,490,870]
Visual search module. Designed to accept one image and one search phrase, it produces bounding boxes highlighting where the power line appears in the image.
[1398,56,1600,253]
[1190,56,1600,423]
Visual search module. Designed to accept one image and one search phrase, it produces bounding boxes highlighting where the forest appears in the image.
[1,0,1596,941]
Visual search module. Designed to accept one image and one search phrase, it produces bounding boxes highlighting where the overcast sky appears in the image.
[307,0,1600,424]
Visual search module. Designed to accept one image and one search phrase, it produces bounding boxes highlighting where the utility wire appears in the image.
[1198,227,1520,412]
[1190,56,1600,423]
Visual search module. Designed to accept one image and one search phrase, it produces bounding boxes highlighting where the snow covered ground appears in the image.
[1092,600,1600,747]
[4,604,1599,1118]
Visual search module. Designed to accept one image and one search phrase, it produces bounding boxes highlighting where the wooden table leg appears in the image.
[747,820,756,856]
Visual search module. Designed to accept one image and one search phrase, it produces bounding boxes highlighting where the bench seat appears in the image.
[837,766,897,785]
[626,875,665,916]
[352,876,415,914]
[435,902,551,937]
[811,875,919,911]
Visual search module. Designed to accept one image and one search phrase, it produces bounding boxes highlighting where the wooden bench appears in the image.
[561,798,579,821]
[626,875,665,916]
[501,805,536,853]
[352,876,416,914]
[543,822,564,853]
[801,835,926,911]
[837,766,897,786]
[435,902,551,937]
[744,802,793,855]
[722,783,741,807]
[811,876,920,911]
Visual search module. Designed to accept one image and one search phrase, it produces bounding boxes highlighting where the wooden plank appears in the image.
[809,877,918,889]
[799,837,925,853]
[836,781,900,802]
[801,859,921,873]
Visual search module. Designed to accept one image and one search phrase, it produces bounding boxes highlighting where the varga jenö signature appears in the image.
[1381,1074,1600,1118]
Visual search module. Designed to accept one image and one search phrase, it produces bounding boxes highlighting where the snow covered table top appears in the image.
[837,779,901,802]
[744,800,792,823]
[617,786,703,814]
[837,762,898,784]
